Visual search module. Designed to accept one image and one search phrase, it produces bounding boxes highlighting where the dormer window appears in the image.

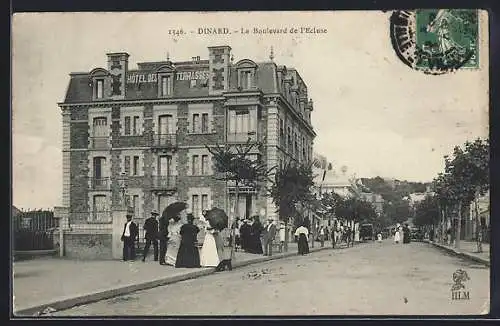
[160,75,172,96]
[235,59,258,91]
[156,66,175,98]
[95,79,104,99]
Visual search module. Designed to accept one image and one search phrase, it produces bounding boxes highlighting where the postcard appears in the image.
[12,10,489,316]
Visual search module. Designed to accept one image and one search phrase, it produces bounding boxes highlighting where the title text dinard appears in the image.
[127,71,210,84]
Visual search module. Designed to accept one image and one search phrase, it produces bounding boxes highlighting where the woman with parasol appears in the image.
[162,202,188,266]
[200,208,234,271]
[199,209,222,267]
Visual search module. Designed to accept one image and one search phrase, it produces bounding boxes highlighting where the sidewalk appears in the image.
[13,241,333,316]
[425,239,490,266]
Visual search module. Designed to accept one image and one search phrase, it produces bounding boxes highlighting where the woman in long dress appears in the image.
[295,224,310,255]
[165,213,185,266]
[394,224,401,244]
[247,216,264,254]
[200,219,221,267]
[175,213,200,268]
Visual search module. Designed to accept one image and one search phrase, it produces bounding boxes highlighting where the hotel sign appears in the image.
[126,70,210,84]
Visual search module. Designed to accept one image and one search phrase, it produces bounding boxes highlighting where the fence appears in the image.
[13,209,57,251]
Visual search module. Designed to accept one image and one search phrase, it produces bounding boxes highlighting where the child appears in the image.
[278,222,286,253]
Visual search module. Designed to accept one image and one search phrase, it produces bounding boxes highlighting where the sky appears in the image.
[12,11,489,210]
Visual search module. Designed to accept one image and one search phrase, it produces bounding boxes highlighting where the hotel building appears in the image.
[57,45,316,258]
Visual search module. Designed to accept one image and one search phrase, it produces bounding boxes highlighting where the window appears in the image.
[95,79,104,99]
[228,110,251,134]
[192,114,200,133]
[161,75,172,96]
[124,117,131,135]
[133,116,140,135]
[92,195,108,221]
[192,155,200,175]
[201,194,208,212]
[93,117,108,137]
[201,113,209,133]
[201,155,209,175]
[123,115,141,135]
[123,155,142,176]
[239,70,253,89]
[124,156,130,175]
[192,195,200,219]
[158,114,174,135]
[132,156,140,176]
[93,157,106,186]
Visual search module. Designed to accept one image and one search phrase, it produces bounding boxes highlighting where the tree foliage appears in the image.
[206,139,275,188]
[414,195,440,227]
[269,160,316,224]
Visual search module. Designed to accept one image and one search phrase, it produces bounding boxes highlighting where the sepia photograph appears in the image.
[11,10,490,317]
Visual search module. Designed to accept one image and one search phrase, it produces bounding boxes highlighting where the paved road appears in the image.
[51,240,489,316]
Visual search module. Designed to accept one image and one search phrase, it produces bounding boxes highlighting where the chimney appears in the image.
[208,45,231,95]
[106,52,129,100]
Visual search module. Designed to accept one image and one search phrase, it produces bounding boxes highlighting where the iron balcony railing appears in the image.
[151,175,177,190]
[89,137,110,149]
[152,134,177,148]
[227,131,257,143]
[89,177,110,190]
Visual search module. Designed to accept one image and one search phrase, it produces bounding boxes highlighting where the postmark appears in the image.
[390,10,479,75]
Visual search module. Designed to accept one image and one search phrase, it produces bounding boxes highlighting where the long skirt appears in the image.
[297,233,309,255]
[247,235,263,254]
[394,231,401,243]
[200,233,220,267]
[175,243,200,268]
[166,236,181,266]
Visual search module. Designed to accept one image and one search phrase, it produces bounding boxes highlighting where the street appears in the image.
[51,240,489,316]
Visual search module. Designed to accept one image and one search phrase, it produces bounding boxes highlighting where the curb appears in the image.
[424,240,490,267]
[14,244,330,316]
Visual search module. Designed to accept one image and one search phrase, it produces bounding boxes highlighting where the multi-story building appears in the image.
[58,45,316,258]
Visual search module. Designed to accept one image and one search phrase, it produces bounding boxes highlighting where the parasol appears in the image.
[162,202,187,222]
[204,207,229,231]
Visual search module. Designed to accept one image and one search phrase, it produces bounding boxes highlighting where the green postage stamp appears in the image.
[390,9,479,74]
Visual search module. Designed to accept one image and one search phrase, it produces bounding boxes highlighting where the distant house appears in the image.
[314,167,358,198]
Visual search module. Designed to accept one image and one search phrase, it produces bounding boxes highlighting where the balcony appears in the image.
[151,134,177,149]
[151,176,177,191]
[89,177,110,191]
[89,137,110,150]
[227,131,257,143]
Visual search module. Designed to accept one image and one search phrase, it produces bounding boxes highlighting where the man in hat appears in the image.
[121,208,139,261]
[262,218,277,256]
[142,209,160,262]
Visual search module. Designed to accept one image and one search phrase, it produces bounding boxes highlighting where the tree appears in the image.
[270,160,316,223]
[414,195,440,227]
[383,199,412,225]
[206,139,275,252]
[432,138,489,249]
[269,160,316,251]
[441,138,489,250]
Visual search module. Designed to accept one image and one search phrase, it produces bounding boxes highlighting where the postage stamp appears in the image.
[390,9,479,74]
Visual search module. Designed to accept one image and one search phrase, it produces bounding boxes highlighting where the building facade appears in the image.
[58,45,316,258]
